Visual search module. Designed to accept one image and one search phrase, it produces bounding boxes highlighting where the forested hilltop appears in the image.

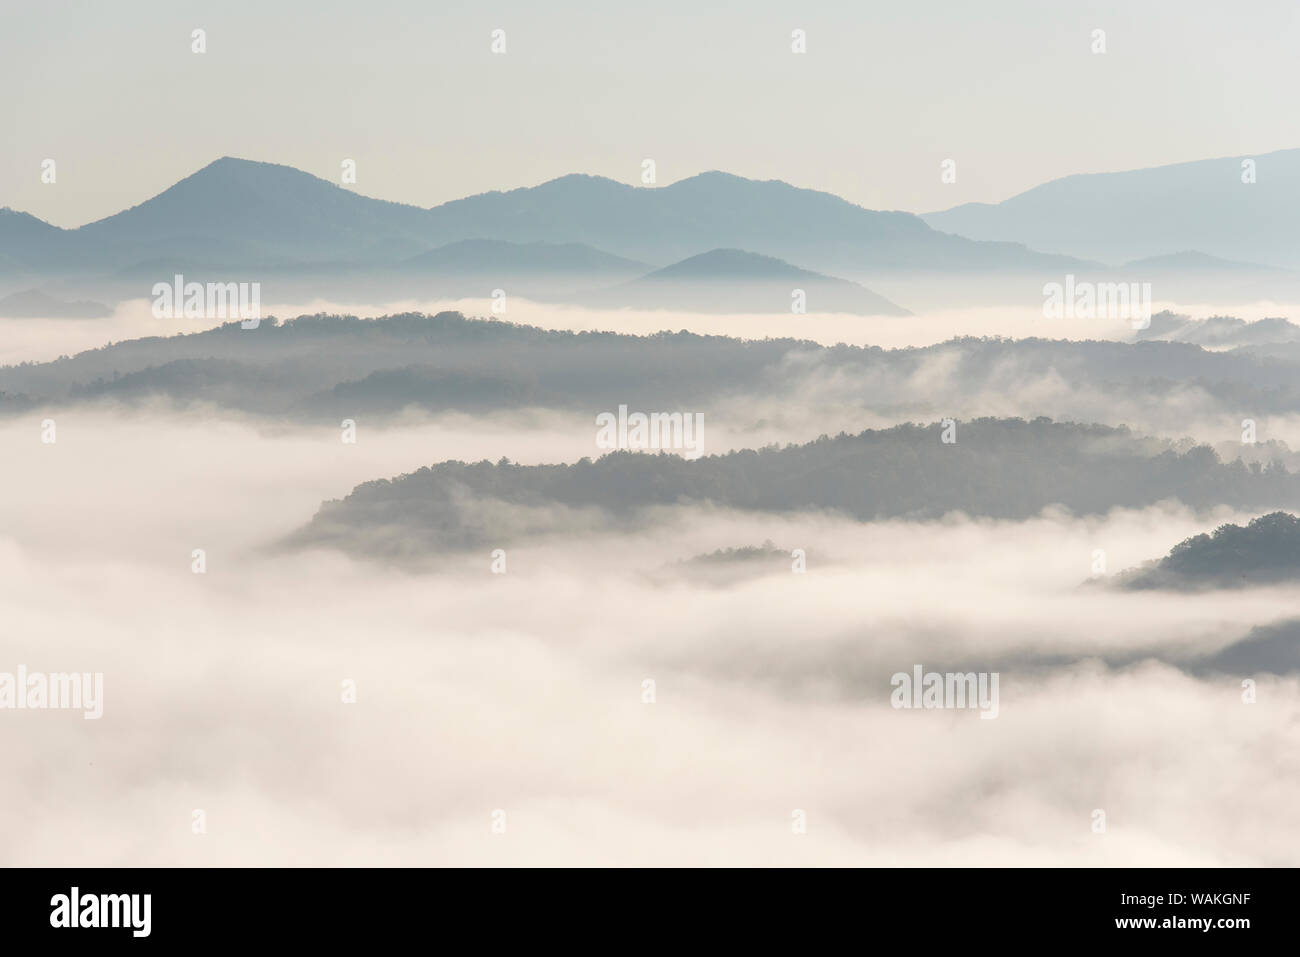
[7,312,1300,429]
[286,418,1300,559]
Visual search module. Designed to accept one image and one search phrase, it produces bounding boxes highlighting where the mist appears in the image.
[2,407,1296,865]
[11,293,1300,368]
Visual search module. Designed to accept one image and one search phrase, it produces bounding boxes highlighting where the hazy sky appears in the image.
[4,0,1299,227]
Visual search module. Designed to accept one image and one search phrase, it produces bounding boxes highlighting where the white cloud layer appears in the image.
[1,409,1295,865]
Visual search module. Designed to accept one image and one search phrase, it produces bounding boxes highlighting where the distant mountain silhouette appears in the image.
[79,157,436,266]
[0,288,111,318]
[399,239,647,277]
[0,158,1089,284]
[423,169,1086,274]
[1117,512,1300,589]
[0,158,438,275]
[0,208,72,273]
[642,248,866,282]
[1121,250,1280,272]
[591,248,909,315]
[923,148,1300,267]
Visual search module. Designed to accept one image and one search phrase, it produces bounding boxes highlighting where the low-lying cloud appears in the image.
[1,408,1295,865]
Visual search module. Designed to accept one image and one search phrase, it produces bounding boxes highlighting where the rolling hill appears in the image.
[285,419,1300,559]
[1117,512,1300,590]
[591,248,909,315]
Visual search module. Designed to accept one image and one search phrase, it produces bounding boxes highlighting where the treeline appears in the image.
[286,418,1300,558]
[5,312,1300,422]
[1119,511,1300,589]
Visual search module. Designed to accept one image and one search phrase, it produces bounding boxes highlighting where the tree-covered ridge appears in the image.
[285,418,1300,560]
[6,311,1300,424]
[1119,511,1300,589]
[681,540,790,565]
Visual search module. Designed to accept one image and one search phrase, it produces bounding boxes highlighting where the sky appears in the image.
[3,0,1300,227]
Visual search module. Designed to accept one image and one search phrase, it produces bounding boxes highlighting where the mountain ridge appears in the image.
[1,156,1092,282]
[923,147,1300,267]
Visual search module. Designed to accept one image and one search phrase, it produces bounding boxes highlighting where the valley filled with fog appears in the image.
[3,300,1299,865]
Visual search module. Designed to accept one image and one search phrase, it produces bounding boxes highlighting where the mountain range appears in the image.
[0,157,1085,288]
[6,150,1300,311]
[924,148,1300,268]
